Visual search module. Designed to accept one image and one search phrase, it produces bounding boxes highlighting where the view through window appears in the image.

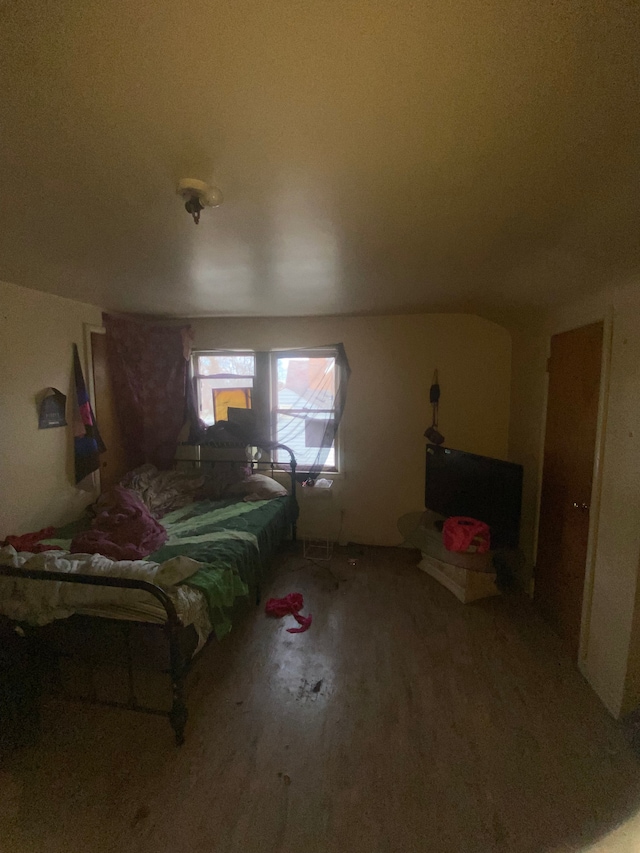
[194,352,255,425]
[272,351,337,469]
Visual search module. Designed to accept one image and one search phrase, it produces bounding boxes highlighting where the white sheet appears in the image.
[0,546,212,651]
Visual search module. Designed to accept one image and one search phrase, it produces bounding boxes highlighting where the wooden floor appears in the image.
[2,546,640,853]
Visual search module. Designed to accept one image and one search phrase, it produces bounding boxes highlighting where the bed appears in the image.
[0,443,298,745]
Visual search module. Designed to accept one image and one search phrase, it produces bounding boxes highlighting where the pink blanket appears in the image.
[70,487,167,561]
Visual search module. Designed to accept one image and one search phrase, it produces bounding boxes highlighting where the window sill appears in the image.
[271,468,344,480]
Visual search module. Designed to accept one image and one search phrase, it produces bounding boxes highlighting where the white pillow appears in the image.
[227,473,288,501]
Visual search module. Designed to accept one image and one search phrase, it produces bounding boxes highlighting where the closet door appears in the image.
[91,331,128,491]
[534,322,603,660]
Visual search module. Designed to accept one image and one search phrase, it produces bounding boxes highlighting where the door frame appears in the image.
[533,309,614,666]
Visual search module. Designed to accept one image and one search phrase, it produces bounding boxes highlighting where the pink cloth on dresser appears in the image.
[70,486,167,561]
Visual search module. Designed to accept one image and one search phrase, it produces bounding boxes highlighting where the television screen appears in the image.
[425,446,523,549]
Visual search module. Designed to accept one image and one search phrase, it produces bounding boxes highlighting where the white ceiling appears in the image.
[1,0,639,317]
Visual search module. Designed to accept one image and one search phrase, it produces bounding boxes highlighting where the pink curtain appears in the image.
[103,314,190,470]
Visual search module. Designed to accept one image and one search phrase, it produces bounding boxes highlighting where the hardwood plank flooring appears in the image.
[1,546,640,853]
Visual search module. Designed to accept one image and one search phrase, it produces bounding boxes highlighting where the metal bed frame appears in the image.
[0,441,298,746]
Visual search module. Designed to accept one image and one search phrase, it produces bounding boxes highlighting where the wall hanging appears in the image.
[424,369,445,445]
[38,388,67,429]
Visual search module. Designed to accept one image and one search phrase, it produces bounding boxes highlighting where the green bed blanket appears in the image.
[47,496,294,639]
[151,496,293,636]
[150,495,293,585]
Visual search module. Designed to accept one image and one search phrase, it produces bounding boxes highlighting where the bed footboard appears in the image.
[0,567,188,745]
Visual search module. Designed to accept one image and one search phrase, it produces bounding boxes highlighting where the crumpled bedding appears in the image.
[120,462,250,518]
[120,464,207,518]
[70,486,167,560]
[0,493,291,653]
[0,546,218,650]
[0,541,252,649]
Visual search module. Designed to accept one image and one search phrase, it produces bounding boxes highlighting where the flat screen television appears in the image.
[425,445,523,549]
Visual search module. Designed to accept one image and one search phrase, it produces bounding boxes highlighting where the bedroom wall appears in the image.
[507,278,640,718]
[0,280,103,539]
[189,313,512,547]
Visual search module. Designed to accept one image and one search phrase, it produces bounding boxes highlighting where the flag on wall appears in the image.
[72,343,106,484]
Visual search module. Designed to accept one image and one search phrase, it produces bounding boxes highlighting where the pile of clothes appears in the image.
[69,486,167,561]
[2,490,168,563]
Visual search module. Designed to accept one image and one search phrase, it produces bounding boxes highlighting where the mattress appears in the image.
[0,496,294,653]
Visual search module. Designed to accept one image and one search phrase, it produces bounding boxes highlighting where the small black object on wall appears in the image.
[424,369,444,445]
[37,388,67,429]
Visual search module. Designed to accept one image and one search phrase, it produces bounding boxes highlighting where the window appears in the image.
[193,351,255,426]
[271,349,337,470]
[193,347,339,471]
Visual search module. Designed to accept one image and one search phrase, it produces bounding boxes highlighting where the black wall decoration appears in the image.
[424,369,445,445]
[38,388,67,429]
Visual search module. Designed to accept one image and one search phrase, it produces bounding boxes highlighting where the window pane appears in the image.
[214,388,252,422]
[276,356,335,411]
[274,353,337,469]
[197,353,255,378]
[275,412,335,468]
[195,353,255,425]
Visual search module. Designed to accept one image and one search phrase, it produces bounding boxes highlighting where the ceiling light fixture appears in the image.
[176,178,223,225]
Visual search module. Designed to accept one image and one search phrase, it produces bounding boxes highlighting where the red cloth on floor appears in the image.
[70,486,167,561]
[3,527,63,553]
[265,593,313,633]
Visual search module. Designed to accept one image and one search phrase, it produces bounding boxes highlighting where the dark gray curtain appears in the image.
[307,343,350,477]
